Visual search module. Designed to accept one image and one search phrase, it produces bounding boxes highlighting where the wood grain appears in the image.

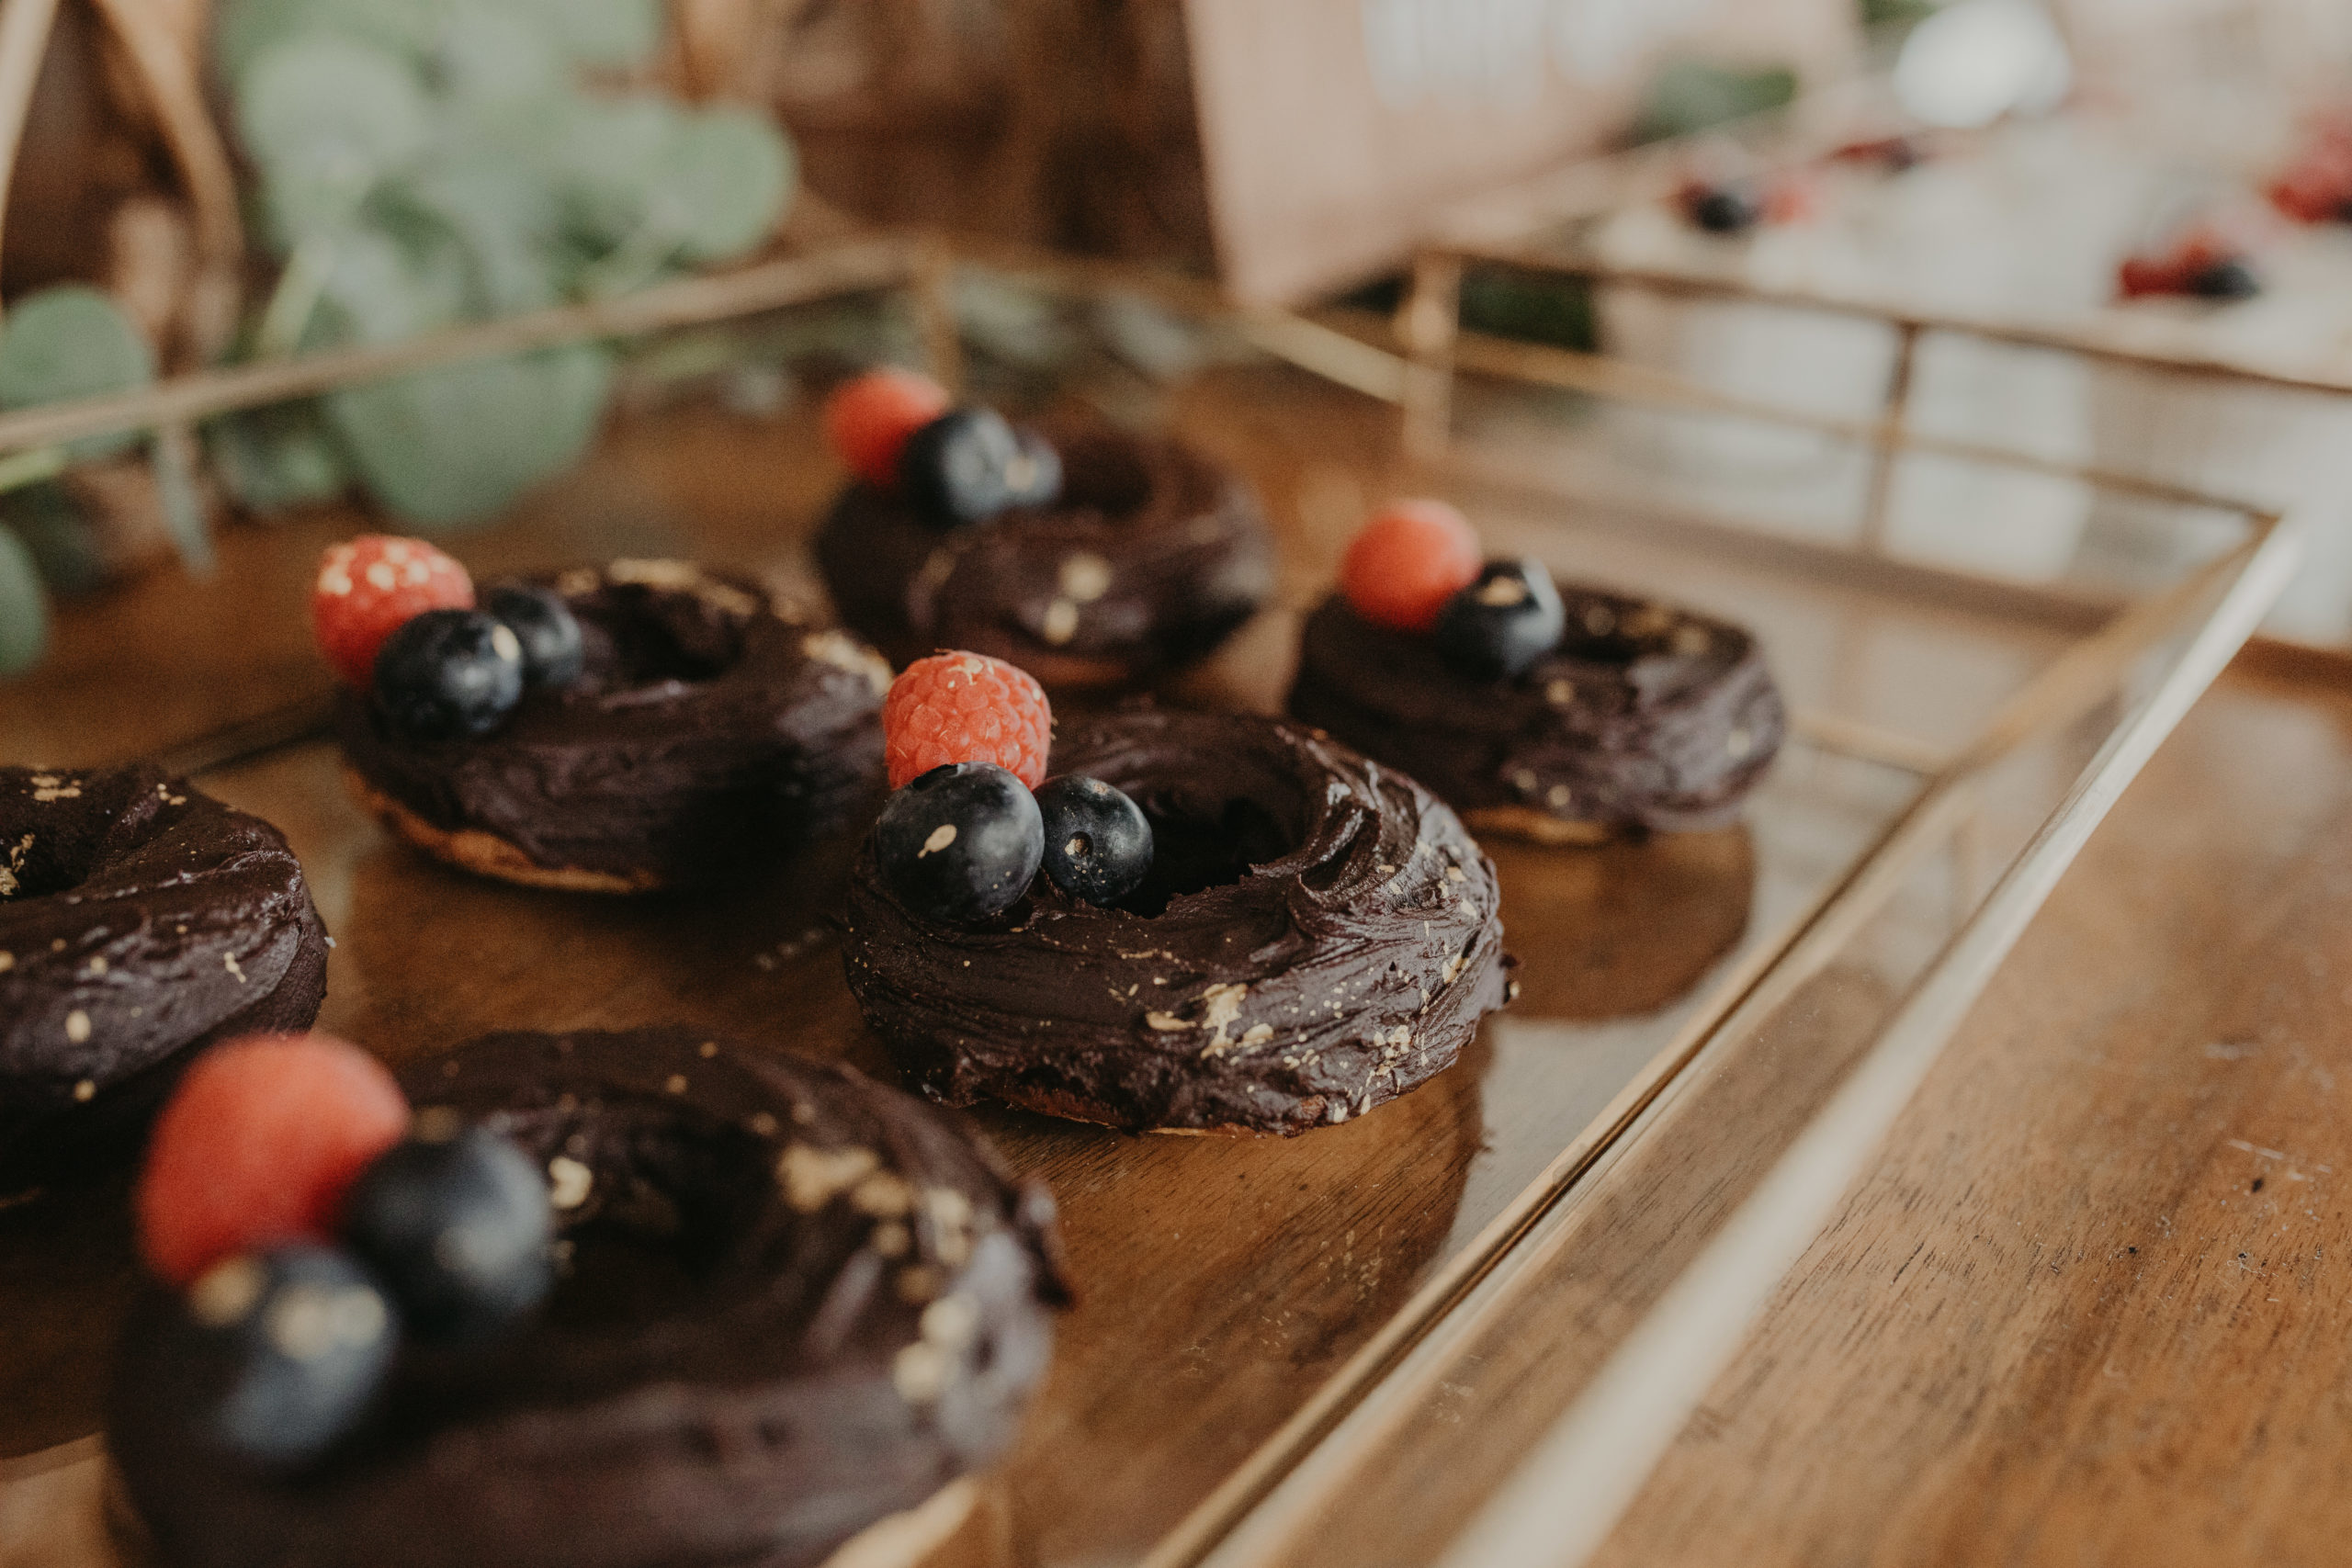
[1591,665,2352,1568]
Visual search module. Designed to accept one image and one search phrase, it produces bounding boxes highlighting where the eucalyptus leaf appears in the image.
[208,404,349,515]
[215,0,450,84]
[0,287,156,460]
[5,483,107,597]
[550,97,680,251]
[238,35,433,246]
[0,525,48,676]
[310,220,472,346]
[651,106,795,265]
[323,344,612,527]
[390,160,565,315]
[1632,60,1799,144]
[435,7,562,106]
[503,0,662,68]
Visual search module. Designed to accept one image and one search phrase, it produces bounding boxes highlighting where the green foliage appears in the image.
[323,345,612,527]
[0,287,156,460]
[209,403,350,516]
[237,35,433,244]
[5,484,107,596]
[501,0,662,69]
[1632,61,1801,145]
[0,524,47,676]
[656,106,797,265]
[216,0,795,526]
[1860,0,1939,28]
[1462,267,1597,354]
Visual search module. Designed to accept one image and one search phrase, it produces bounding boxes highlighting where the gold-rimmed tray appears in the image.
[0,237,2295,1568]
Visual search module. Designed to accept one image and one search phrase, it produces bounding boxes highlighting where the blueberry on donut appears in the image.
[320,537,893,893]
[111,1027,1069,1568]
[1287,502,1787,843]
[841,656,1513,1135]
[812,369,1275,692]
[0,764,328,1196]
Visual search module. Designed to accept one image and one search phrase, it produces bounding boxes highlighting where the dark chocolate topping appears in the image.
[1288,587,1786,833]
[111,1028,1069,1568]
[336,562,889,887]
[842,709,1511,1134]
[816,427,1274,689]
[0,765,328,1192]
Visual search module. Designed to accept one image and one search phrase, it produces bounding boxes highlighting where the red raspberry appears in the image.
[312,536,473,690]
[137,1032,411,1287]
[1761,171,1823,226]
[1341,501,1482,633]
[2118,255,2183,299]
[824,368,952,489]
[884,651,1053,789]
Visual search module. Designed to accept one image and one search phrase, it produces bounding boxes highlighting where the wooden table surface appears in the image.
[4,362,2348,1568]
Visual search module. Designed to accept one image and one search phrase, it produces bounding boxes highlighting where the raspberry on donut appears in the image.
[1341,501,1481,633]
[137,1032,411,1287]
[823,367,951,490]
[884,651,1053,790]
[110,1028,1070,1568]
[313,536,474,690]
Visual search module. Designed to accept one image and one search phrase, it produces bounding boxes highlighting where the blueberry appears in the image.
[144,1245,398,1469]
[342,1120,552,1344]
[2185,257,2260,300]
[897,409,1063,528]
[372,608,524,741]
[1687,184,1761,234]
[876,762,1045,923]
[1434,559,1566,680]
[1035,775,1153,907]
[483,584,584,690]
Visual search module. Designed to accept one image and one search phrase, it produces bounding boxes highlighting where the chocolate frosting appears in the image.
[0,765,328,1193]
[842,709,1512,1134]
[336,562,889,888]
[815,427,1274,690]
[111,1027,1069,1568]
[1287,586,1786,834]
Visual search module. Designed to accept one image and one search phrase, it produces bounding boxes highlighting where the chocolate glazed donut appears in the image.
[110,1028,1070,1568]
[815,427,1275,691]
[336,561,891,893]
[1288,586,1786,843]
[0,765,328,1195]
[842,709,1513,1135]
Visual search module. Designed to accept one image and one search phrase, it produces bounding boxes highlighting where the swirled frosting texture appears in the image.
[0,765,328,1191]
[111,1027,1069,1568]
[816,428,1274,689]
[842,710,1510,1134]
[1288,586,1786,834]
[335,562,889,888]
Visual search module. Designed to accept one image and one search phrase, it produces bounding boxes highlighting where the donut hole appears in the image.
[1054,436,1153,520]
[578,595,748,692]
[1554,627,1645,665]
[1115,795,1295,917]
[517,1105,779,1333]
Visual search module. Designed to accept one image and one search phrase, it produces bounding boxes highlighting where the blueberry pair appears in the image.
[1683,181,1763,234]
[876,765,1152,924]
[1434,559,1566,681]
[154,1122,551,1469]
[374,584,582,742]
[899,408,1062,529]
